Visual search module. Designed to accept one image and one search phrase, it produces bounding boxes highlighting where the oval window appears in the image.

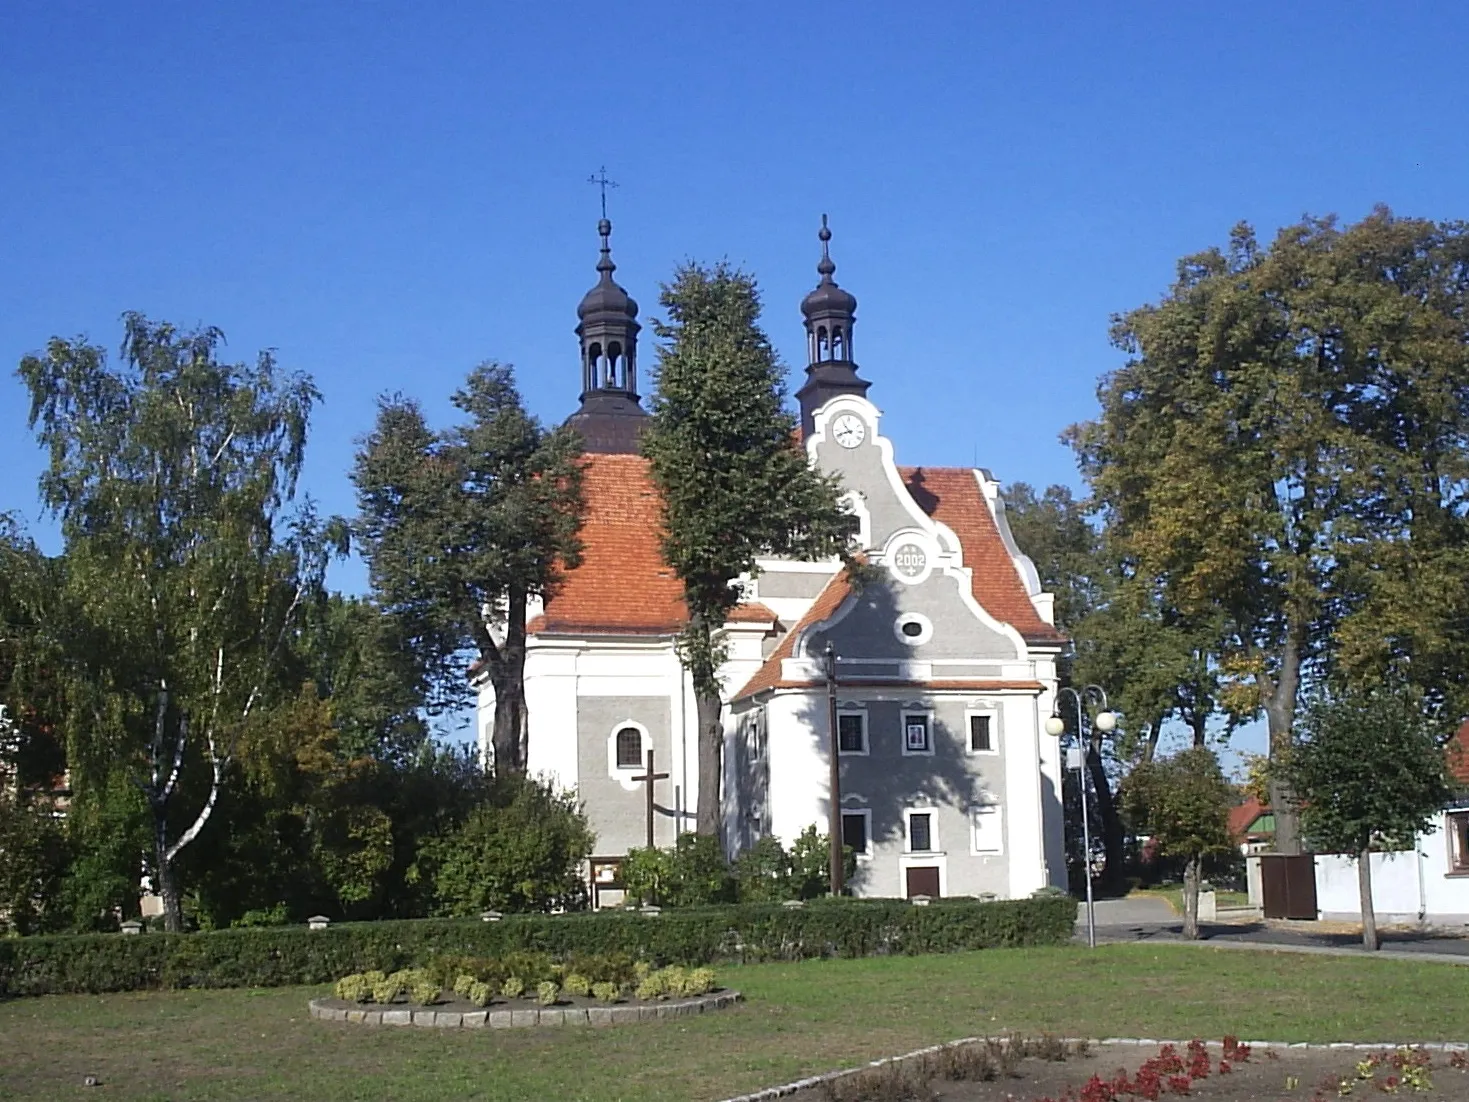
[900,620,924,638]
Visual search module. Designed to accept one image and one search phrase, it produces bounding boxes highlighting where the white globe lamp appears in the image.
[1043,714,1065,737]
[1095,710,1118,733]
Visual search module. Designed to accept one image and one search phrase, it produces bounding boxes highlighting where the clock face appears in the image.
[832,414,866,449]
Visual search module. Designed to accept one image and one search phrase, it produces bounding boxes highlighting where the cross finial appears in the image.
[588,166,619,220]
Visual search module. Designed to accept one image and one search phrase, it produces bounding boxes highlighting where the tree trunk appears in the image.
[1358,846,1378,951]
[152,816,183,932]
[1263,625,1304,855]
[694,688,723,838]
[1182,854,1201,939]
[1086,738,1125,893]
[489,585,528,776]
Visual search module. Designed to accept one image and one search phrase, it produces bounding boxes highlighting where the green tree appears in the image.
[643,264,855,836]
[1280,683,1451,951]
[1070,210,1469,853]
[352,363,584,775]
[430,776,594,914]
[17,314,336,930]
[0,788,71,935]
[1121,746,1235,938]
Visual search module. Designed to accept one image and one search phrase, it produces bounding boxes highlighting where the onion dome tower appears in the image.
[795,215,871,439]
[566,217,649,454]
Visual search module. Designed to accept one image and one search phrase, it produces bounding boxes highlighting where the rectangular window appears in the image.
[837,712,867,755]
[1450,812,1469,872]
[972,804,1003,854]
[841,810,870,856]
[968,713,994,753]
[903,713,931,754]
[908,812,933,853]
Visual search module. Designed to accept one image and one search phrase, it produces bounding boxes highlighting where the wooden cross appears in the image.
[631,749,669,849]
[587,165,618,220]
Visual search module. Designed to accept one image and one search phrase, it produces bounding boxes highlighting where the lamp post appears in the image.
[1044,685,1117,949]
[824,642,845,896]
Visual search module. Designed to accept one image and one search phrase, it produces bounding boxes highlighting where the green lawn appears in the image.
[2,944,1465,1102]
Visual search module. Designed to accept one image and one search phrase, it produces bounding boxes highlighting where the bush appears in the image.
[0,896,1077,997]
[466,980,492,1007]
[591,981,618,1002]
[372,973,404,1003]
[334,973,370,1002]
[562,972,591,997]
[634,973,664,1001]
[452,973,476,997]
[535,980,559,1006]
[409,977,440,1005]
[686,967,715,996]
[500,975,524,999]
[429,777,593,916]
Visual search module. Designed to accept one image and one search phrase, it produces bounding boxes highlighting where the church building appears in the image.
[476,216,1070,900]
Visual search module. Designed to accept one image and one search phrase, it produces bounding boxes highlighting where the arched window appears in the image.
[816,325,829,360]
[607,341,623,387]
[615,727,643,769]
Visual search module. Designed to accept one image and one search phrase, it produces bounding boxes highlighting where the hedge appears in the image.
[0,895,1077,998]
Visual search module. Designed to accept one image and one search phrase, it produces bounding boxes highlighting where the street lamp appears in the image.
[823,642,845,896]
[1044,685,1117,949]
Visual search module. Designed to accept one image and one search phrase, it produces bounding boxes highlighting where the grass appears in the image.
[1131,885,1253,913]
[3,944,1468,1101]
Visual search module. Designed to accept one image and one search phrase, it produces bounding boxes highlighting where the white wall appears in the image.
[1314,814,1469,925]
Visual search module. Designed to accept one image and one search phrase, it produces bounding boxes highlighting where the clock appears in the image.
[832,414,866,449]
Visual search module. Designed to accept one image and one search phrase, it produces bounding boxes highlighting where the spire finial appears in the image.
[596,217,615,276]
[817,213,836,280]
[588,166,618,221]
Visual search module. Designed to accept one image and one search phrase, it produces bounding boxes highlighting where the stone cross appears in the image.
[631,749,668,849]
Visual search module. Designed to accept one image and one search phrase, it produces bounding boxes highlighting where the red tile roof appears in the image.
[525,454,778,637]
[899,467,1065,645]
[523,454,1063,654]
[1229,796,1271,840]
[732,570,856,699]
[1448,721,1469,786]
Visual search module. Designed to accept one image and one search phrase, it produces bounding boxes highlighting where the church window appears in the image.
[971,804,1003,854]
[906,811,935,853]
[967,712,996,754]
[902,711,932,755]
[615,727,643,769]
[837,712,867,755]
[892,613,933,646]
[841,809,871,856]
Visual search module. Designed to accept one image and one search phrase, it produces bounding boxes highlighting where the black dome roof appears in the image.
[578,219,639,320]
[800,217,856,318]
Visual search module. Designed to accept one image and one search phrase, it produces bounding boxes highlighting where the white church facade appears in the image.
[476,217,1069,900]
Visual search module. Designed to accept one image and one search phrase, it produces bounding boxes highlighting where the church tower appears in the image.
[795,215,871,438]
[566,217,649,453]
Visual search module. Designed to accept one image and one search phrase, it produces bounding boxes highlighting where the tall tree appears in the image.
[1069,210,1469,853]
[643,263,855,837]
[1121,746,1235,939]
[18,313,335,930]
[1280,682,1451,951]
[352,362,585,775]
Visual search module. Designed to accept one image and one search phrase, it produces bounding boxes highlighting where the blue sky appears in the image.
[3,1,1466,758]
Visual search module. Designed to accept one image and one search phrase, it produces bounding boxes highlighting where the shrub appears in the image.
[536,980,559,1006]
[660,966,689,997]
[372,974,404,1003]
[430,777,593,916]
[686,967,716,996]
[334,973,370,1002]
[409,977,440,1006]
[500,975,525,999]
[452,973,476,998]
[562,972,591,997]
[591,981,618,1002]
[466,980,492,1008]
[0,896,1076,997]
[634,972,665,1001]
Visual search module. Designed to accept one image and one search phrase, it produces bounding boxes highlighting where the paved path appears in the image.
[1076,897,1469,964]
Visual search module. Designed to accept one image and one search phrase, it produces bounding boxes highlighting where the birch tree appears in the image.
[18,313,336,930]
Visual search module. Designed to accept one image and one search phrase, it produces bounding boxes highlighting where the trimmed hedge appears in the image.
[0,895,1076,998]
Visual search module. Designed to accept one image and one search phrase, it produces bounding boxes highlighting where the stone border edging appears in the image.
[714,1035,1469,1102]
[308,989,741,1028]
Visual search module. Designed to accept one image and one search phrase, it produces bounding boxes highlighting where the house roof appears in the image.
[1229,795,1272,840]
[732,569,856,699]
[899,467,1065,646]
[1447,721,1469,787]
[522,454,1063,654]
[526,453,778,637]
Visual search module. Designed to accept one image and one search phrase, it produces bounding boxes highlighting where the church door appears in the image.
[905,866,941,899]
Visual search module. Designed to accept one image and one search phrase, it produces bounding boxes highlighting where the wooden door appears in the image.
[905,866,941,899]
